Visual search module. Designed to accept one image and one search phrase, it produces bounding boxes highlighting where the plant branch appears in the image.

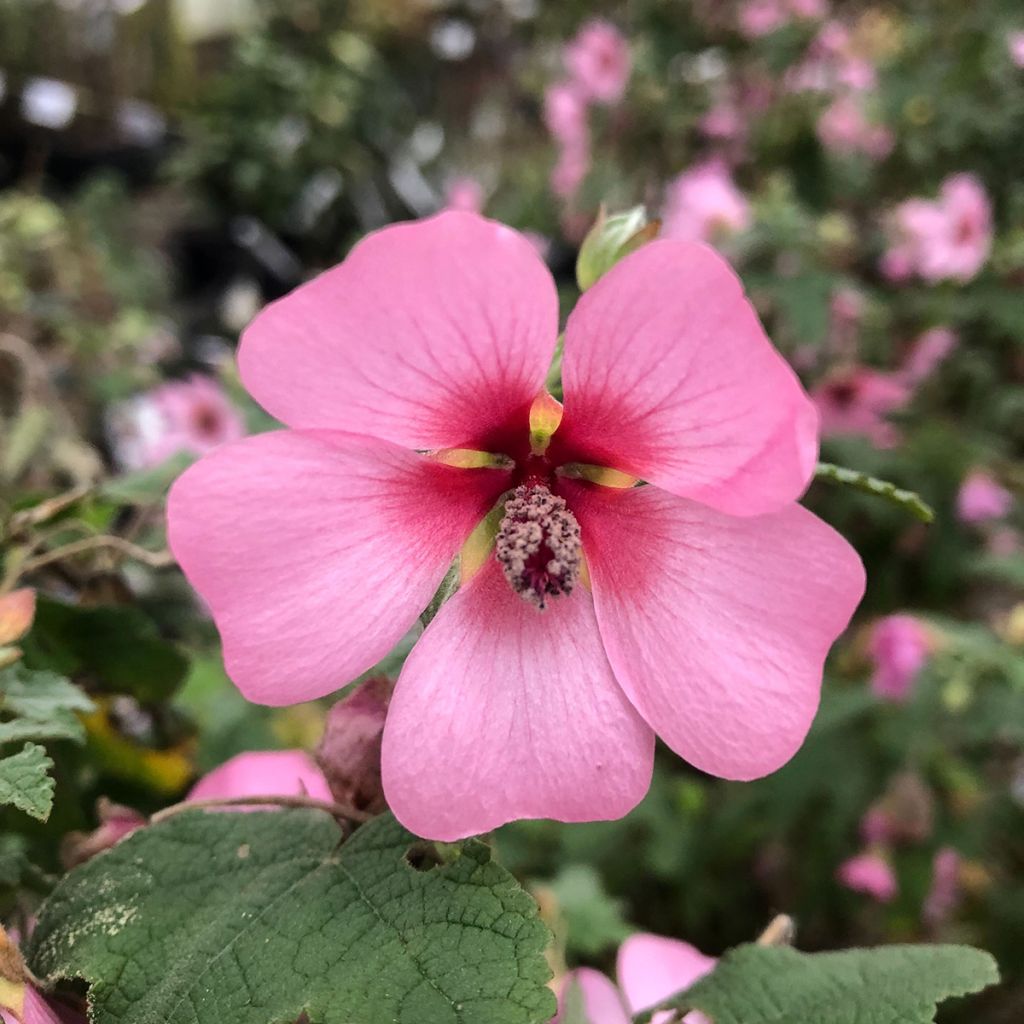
[814,462,935,523]
[18,535,175,575]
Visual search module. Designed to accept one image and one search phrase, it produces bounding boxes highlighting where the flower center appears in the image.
[495,484,581,610]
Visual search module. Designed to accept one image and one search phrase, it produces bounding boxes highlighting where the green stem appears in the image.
[814,462,934,523]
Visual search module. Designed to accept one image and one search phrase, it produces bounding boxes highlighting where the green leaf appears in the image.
[27,810,555,1024]
[98,451,195,505]
[546,864,631,957]
[0,664,94,745]
[21,597,188,703]
[0,743,55,821]
[634,944,999,1024]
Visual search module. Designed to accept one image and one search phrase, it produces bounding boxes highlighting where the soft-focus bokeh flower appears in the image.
[661,159,751,243]
[1009,31,1024,68]
[563,20,631,105]
[923,847,962,928]
[901,327,957,385]
[816,94,893,159]
[108,374,245,471]
[737,0,788,39]
[869,614,930,702]
[810,365,909,448]
[957,470,1013,525]
[168,211,864,840]
[837,851,898,902]
[553,933,716,1024]
[882,175,992,283]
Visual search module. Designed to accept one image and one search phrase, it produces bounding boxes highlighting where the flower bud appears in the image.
[315,677,391,814]
[0,589,35,668]
[60,798,146,869]
[576,205,658,291]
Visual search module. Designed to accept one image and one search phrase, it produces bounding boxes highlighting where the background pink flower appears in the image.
[810,366,909,449]
[923,847,962,928]
[817,95,893,159]
[108,374,245,471]
[444,176,484,213]
[869,614,930,702]
[661,160,751,243]
[957,470,1013,524]
[737,0,788,38]
[900,327,958,385]
[1009,31,1024,68]
[563,20,631,105]
[838,851,898,902]
[553,933,716,1024]
[169,212,863,841]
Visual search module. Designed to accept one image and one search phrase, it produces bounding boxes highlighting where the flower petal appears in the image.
[186,750,333,805]
[238,212,559,451]
[617,934,716,1016]
[554,968,630,1024]
[167,430,506,705]
[381,558,654,840]
[557,240,818,516]
[567,483,864,780]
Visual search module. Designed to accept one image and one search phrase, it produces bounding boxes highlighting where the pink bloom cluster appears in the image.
[816,93,893,159]
[957,470,1013,525]
[168,212,864,841]
[108,373,245,471]
[882,174,992,284]
[869,614,930,702]
[553,933,716,1024]
[544,21,630,199]
[837,851,898,902]
[787,21,877,94]
[737,0,827,39]
[661,159,751,244]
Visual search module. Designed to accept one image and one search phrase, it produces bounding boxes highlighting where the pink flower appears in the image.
[788,0,827,17]
[957,470,1013,524]
[543,81,588,147]
[108,374,245,471]
[563,20,631,105]
[869,614,929,702]
[187,750,332,804]
[810,366,909,448]
[787,22,876,94]
[662,160,751,243]
[1009,32,1024,68]
[882,175,992,284]
[838,852,898,902]
[444,176,485,213]
[817,94,893,159]
[700,97,746,143]
[0,929,84,1024]
[900,327,957,385]
[923,847,961,928]
[554,933,717,1024]
[737,0,788,38]
[550,140,591,199]
[168,212,864,841]
[859,807,892,845]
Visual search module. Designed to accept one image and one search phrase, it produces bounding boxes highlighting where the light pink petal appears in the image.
[22,989,80,1024]
[238,212,559,451]
[557,240,818,517]
[617,934,717,1016]
[167,430,507,705]
[381,558,654,840]
[553,968,630,1024]
[187,750,332,804]
[568,483,864,780]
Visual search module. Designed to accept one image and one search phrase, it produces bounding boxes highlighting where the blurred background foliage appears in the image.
[1,0,1023,1021]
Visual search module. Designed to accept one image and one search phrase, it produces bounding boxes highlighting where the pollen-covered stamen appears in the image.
[495,484,582,609]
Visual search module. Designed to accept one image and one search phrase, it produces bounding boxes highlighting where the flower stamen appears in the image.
[495,484,582,609]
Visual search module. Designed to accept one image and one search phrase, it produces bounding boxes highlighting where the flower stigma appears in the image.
[495,484,582,609]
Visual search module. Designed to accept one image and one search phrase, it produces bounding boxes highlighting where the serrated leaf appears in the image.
[21,597,188,703]
[27,810,555,1024]
[0,743,55,821]
[0,664,94,746]
[635,944,999,1024]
